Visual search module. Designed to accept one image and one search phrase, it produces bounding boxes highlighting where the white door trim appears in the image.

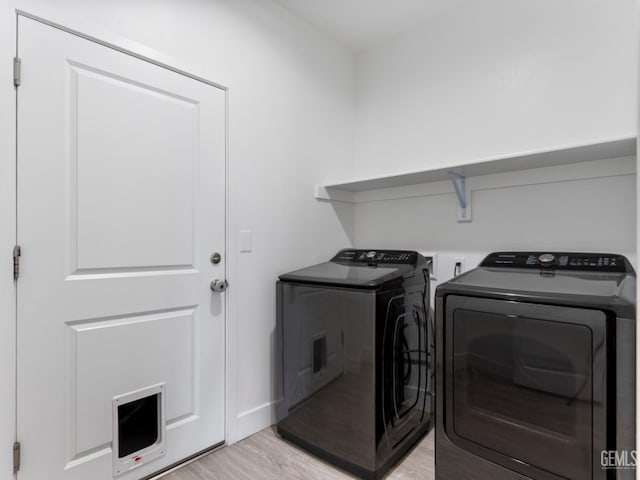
[13,10,234,468]
[16,10,230,91]
[0,4,17,479]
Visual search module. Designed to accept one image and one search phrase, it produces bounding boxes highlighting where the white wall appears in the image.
[0,2,355,473]
[354,0,637,177]
[352,0,637,268]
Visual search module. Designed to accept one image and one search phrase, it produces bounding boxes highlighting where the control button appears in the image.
[538,253,556,266]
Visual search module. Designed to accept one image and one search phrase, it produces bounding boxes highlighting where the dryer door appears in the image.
[443,295,608,480]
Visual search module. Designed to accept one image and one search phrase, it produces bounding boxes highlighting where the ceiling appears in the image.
[272,0,463,52]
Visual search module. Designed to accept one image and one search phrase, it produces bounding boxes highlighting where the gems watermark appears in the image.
[601,450,638,470]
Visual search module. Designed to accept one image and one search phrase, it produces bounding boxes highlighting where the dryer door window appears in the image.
[444,295,608,480]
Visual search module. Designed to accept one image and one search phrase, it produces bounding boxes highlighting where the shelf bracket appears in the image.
[448,172,471,222]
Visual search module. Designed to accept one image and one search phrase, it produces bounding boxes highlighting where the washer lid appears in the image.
[279,249,425,289]
[279,261,414,289]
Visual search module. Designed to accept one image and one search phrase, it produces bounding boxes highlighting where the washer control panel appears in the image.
[332,249,418,265]
[481,252,629,272]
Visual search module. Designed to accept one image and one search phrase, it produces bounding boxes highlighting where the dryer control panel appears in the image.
[332,249,419,265]
[481,252,631,273]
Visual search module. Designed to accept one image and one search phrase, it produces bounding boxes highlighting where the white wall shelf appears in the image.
[315,136,637,202]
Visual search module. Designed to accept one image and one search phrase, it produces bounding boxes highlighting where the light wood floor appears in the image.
[160,426,434,480]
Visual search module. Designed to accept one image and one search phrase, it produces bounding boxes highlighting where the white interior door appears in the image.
[16,16,226,480]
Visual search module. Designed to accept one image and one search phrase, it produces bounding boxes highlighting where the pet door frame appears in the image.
[112,383,166,477]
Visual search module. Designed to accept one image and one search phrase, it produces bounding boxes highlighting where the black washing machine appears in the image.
[276,249,434,479]
[435,252,636,480]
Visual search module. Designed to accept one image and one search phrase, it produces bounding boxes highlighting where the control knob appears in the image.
[538,253,556,266]
[365,251,377,260]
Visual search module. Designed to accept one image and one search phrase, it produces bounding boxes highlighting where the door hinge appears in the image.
[13,441,20,473]
[13,245,21,281]
[13,57,21,87]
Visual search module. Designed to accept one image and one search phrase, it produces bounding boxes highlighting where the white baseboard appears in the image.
[228,400,277,444]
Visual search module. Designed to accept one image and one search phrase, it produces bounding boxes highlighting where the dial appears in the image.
[538,253,556,266]
[365,250,377,260]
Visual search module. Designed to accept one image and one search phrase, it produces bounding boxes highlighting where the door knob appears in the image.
[210,279,228,292]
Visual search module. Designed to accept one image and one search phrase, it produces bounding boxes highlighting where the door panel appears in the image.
[71,63,197,272]
[71,308,197,456]
[17,16,226,480]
